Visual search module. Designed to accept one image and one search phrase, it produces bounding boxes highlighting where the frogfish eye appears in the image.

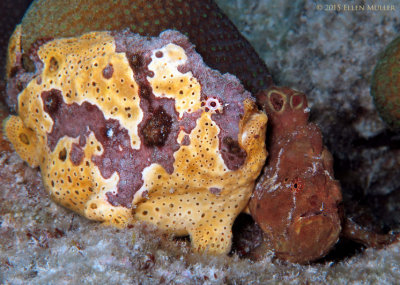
[268,90,286,112]
[290,93,304,109]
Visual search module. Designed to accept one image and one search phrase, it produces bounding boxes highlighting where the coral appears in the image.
[3,30,268,254]
[0,104,12,154]
[250,86,343,263]
[11,0,273,95]
[0,0,32,78]
[371,36,400,131]
[5,24,22,81]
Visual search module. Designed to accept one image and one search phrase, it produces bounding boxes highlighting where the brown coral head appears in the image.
[256,86,309,130]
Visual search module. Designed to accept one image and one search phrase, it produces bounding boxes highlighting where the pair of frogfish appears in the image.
[2,0,399,263]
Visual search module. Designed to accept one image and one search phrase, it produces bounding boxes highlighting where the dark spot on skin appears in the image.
[181,135,190,146]
[291,177,304,193]
[58,147,67,161]
[69,143,84,165]
[102,64,114,79]
[219,136,246,170]
[127,52,144,73]
[126,51,154,80]
[140,107,172,147]
[223,137,241,154]
[209,187,221,195]
[270,92,284,112]
[41,89,61,114]
[48,57,59,73]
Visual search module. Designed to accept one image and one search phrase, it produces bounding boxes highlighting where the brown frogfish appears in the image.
[250,86,399,263]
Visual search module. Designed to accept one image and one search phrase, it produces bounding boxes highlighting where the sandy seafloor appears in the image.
[1,0,400,284]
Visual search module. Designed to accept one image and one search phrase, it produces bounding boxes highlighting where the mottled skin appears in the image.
[251,87,399,263]
[4,30,268,254]
[2,0,399,262]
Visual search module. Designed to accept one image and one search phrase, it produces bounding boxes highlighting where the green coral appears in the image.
[371,36,400,131]
[15,0,273,94]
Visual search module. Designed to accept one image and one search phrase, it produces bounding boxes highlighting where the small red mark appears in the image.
[142,190,149,199]
[291,177,304,193]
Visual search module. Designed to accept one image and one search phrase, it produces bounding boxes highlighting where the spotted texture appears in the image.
[135,100,267,253]
[3,115,42,167]
[4,30,268,254]
[371,36,400,131]
[250,87,343,263]
[14,0,273,95]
